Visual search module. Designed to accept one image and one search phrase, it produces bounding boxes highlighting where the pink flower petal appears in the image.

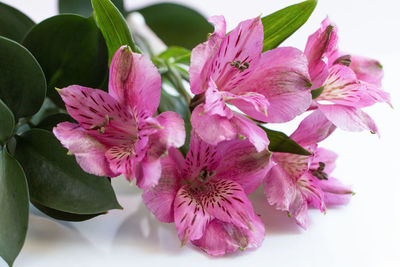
[315,176,353,206]
[174,184,212,244]
[349,55,383,87]
[234,47,312,123]
[318,104,379,134]
[191,104,237,146]
[109,46,161,115]
[305,17,339,88]
[215,139,272,194]
[189,16,226,94]
[310,147,338,175]
[142,148,184,222]
[192,216,265,256]
[290,110,336,146]
[146,111,186,160]
[53,122,116,177]
[223,91,269,122]
[135,158,161,189]
[204,179,257,231]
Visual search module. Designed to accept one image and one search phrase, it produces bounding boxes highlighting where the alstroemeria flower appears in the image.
[189,15,312,151]
[53,46,185,189]
[306,17,391,134]
[142,131,272,256]
[264,110,353,229]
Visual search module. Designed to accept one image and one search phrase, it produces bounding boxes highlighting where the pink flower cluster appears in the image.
[53,16,389,256]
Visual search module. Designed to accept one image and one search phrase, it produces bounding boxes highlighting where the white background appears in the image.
[1,0,400,266]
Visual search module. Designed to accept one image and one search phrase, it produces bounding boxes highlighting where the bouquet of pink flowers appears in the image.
[0,0,391,264]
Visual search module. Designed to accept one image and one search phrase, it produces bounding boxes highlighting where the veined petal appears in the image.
[135,158,161,189]
[58,85,136,147]
[190,16,226,94]
[215,139,272,194]
[234,47,312,123]
[109,46,161,115]
[174,184,212,244]
[53,122,116,177]
[203,80,234,118]
[305,17,339,88]
[273,152,310,180]
[318,104,379,134]
[297,173,325,213]
[349,54,383,87]
[290,110,336,146]
[191,104,237,146]
[142,148,184,222]
[192,216,265,256]
[203,179,257,231]
[146,111,186,159]
[210,17,263,91]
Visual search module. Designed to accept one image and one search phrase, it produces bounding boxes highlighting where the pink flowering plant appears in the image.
[0,0,391,264]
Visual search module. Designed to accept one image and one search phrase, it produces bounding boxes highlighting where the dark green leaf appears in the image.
[262,127,311,155]
[15,128,122,214]
[159,81,191,154]
[311,86,324,99]
[92,0,140,64]
[137,3,213,49]
[0,2,34,43]
[30,98,62,126]
[0,99,14,145]
[59,0,125,17]
[36,113,75,131]
[262,0,317,51]
[0,147,29,267]
[32,200,104,222]
[22,15,108,108]
[0,36,46,119]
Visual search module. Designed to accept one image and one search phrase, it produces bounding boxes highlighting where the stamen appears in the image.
[311,161,329,180]
[89,115,113,134]
[230,60,250,72]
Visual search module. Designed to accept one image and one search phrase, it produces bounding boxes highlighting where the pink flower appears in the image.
[189,16,312,151]
[53,46,185,189]
[142,131,272,255]
[264,110,353,229]
[306,18,391,134]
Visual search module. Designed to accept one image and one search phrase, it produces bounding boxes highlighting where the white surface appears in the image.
[1,0,400,266]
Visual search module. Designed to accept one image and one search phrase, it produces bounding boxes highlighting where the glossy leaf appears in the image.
[0,2,35,43]
[262,127,311,155]
[15,129,122,214]
[0,147,29,267]
[262,0,317,51]
[36,113,75,131]
[59,0,125,17]
[32,200,104,222]
[22,14,108,108]
[0,36,46,119]
[136,3,213,49]
[91,0,140,64]
[0,99,14,145]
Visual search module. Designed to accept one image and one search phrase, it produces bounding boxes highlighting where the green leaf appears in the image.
[91,0,140,64]
[0,36,46,119]
[311,86,324,99]
[32,200,104,222]
[262,0,317,51]
[36,113,75,131]
[262,127,311,155]
[136,3,213,49]
[0,146,29,267]
[158,46,191,65]
[0,2,35,43]
[15,128,122,214]
[59,0,125,17]
[22,14,108,108]
[0,99,15,145]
